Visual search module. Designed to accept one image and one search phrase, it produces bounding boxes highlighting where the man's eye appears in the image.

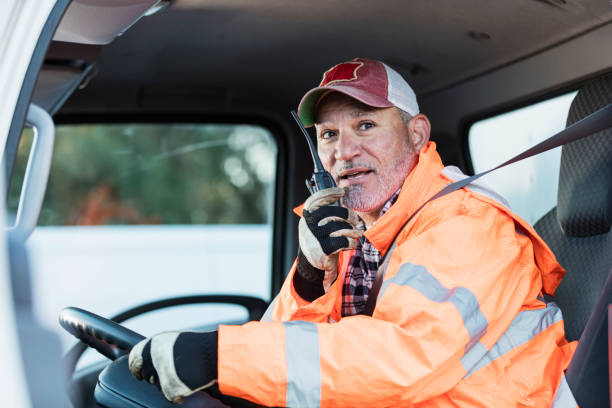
[320,130,336,140]
[358,122,374,131]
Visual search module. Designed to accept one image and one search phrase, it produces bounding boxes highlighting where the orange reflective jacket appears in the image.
[218,142,577,407]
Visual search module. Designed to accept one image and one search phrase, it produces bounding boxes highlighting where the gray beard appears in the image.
[342,160,409,212]
[340,154,413,213]
[341,183,370,210]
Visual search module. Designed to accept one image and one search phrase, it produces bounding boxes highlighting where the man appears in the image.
[129,58,577,407]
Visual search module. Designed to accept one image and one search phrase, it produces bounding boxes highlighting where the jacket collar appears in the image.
[364,141,446,256]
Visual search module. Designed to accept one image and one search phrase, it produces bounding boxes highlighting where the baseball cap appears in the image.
[297,57,420,127]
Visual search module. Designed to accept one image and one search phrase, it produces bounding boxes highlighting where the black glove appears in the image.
[128,331,218,404]
[295,187,364,301]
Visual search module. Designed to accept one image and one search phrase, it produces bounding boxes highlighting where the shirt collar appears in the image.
[376,188,401,219]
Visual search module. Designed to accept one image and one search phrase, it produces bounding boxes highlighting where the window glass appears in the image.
[9,123,277,360]
[468,91,577,225]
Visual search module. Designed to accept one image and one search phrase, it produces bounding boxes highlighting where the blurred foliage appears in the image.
[8,124,277,226]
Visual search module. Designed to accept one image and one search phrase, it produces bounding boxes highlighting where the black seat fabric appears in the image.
[535,73,612,340]
[534,73,612,408]
[566,265,612,408]
[535,208,612,340]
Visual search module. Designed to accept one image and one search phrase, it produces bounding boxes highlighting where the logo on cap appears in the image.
[319,61,364,87]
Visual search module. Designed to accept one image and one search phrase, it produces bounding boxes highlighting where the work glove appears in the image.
[295,187,364,300]
[128,331,218,404]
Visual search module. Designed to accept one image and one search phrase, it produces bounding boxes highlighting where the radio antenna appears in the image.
[290,110,325,173]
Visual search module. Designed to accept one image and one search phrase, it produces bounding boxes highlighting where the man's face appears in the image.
[314,93,420,215]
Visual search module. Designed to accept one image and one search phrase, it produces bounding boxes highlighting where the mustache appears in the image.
[333,162,376,178]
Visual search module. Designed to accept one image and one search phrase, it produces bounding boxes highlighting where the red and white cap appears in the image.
[297,57,419,127]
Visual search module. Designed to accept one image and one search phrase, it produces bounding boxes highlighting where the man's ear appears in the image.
[408,114,431,151]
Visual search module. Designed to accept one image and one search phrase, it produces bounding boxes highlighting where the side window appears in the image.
[9,123,277,347]
[468,91,577,225]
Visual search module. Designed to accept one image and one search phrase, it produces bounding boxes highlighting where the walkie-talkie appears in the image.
[290,111,338,205]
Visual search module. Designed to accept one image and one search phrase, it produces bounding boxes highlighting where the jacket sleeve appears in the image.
[219,201,548,407]
[261,254,347,323]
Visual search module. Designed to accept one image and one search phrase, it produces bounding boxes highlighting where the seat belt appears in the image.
[362,103,612,317]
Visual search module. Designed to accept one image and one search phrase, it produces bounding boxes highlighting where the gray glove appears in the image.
[298,187,364,292]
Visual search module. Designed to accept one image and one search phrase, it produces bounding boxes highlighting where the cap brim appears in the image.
[297,85,394,127]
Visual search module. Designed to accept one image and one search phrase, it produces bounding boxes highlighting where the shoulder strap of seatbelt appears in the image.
[362,103,612,317]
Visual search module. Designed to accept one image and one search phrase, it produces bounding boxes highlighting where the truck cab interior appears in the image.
[4,1,612,407]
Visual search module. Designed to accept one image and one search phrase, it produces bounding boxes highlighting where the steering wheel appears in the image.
[60,295,267,370]
[59,306,145,361]
[59,298,269,407]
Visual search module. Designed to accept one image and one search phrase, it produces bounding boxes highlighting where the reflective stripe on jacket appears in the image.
[218,142,577,407]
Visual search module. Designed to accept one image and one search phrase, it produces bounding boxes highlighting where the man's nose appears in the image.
[334,130,361,161]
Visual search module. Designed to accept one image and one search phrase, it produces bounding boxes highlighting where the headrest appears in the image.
[557,73,612,237]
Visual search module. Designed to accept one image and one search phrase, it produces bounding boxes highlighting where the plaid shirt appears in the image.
[341,189,401,316]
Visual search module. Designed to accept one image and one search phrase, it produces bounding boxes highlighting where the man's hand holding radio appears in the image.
[295,187,365,300]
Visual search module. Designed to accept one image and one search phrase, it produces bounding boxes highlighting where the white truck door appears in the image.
[0,1,63,406]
